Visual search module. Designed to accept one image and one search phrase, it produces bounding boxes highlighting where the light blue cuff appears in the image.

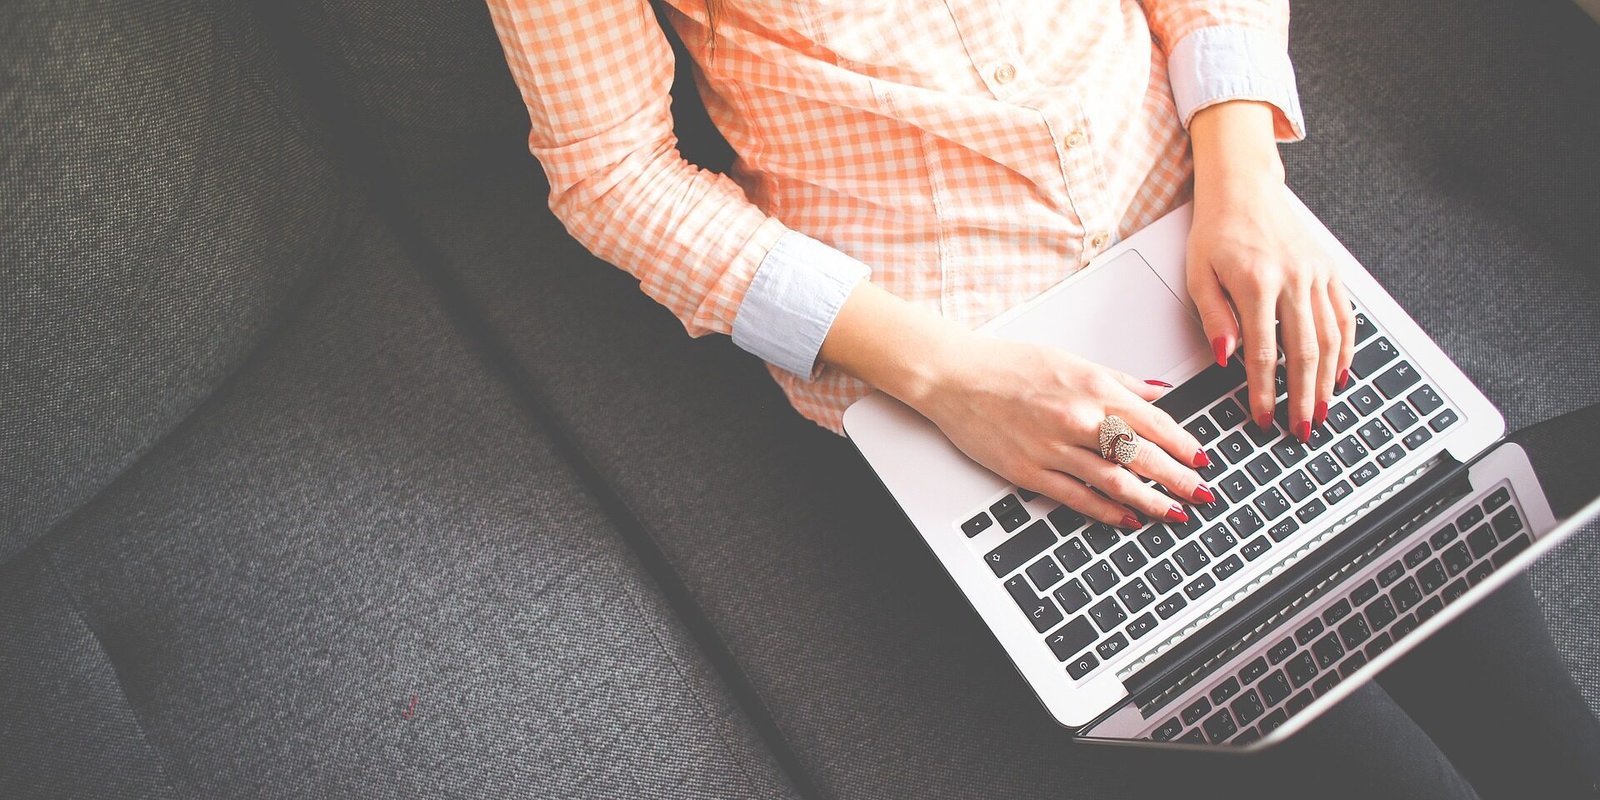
[731,229,871,381]
[1168,25,1307,140]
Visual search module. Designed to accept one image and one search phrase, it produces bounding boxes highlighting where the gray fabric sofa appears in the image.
[2,0,1595,797]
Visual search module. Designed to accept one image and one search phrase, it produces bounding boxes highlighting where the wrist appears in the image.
[817,280,973,410]
[1189,101,1285,201]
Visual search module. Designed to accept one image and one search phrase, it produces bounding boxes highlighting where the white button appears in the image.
[1089,232,1109,249]
[1064,130,1087,148]
[993,63,1016,84]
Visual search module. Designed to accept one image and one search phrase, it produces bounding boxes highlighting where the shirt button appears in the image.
[1089,232,1110,249]
[993,63,1017,84]
[1064,130,1087,148]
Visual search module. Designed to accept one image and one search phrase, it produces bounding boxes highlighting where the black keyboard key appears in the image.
[1211,398,1248,429]
[1219,470,1255,504]
[1354,312,1378,343]
[1377,560,1406,587]
[1493,533,1531,567]
[992,496,1031,531]
[1198,451,1227,482]
[1226,506,1265,538]
[1154,359,1248,423]
[1352,579,1379,606]
[1374,361,1421,399]
[1467,562,1493,585]
[1416,596,1444,622]
[1271,438,1309,468]
[1349,386,1384,418]
[1281,471,1317,503]
[1172,541,1212,575]
[1357,420,1394,450]
[1286,690,1315,715]
[1418,560,1447,594]
[1365,632,1393,660]
[1048,505,1088,536]
[1267,518,1299,543]
[1408,385,1444,415]
[1200,524,1238,557]
[1295,619,1324,645]
[1217,431,1254,465]
[1241,535,1272,561]
[1053,579,1092,614]
[1182,697,1213,726]
[1484,487,1511,513]
[1326,402,1359,433]
[1393,613,1418,639]
[1210,676,1241,705]
[991,493,1021,516]
[1332,436,1368,467]
[1351,337,1398,379]
[1307,453,1342,485]
[1260,670,1293,706]
[1382,402,1420,433]
[1322,480,1354,506]
[1492,507,1523,541]
[1429,409,1459,432]
[1463,528,1494,564]
[1232,689,1266,725]
[1195,497,1229,522]
[1027,557,1065,591]
[1340,652,1369,679]
[1147,560,1183,594]
[1295,499,1327,524]
[1392,577,1422,612]
[1184,574,1217,600]
[1138,526,1176,558]
[1203,708,1238,743]
[1066,651,1099,679]
[1240,657,1270,685]
[1404,542,1432,569]
[1402,427,1433,450]
[1154,593,1188,619]
[1212,554,1244,581]
[1018,488,1041,502]
[1286,652,1319,688]
[1259,708,1290,735]
[1456,504,1485,530]
[984,520,1056,577]
[1089,597,1127,632]
[1313,673,1341,696]
[1365,596,1397,630]
[1185,415,1221,444]
[1379,439,1405,469]
[1442,578,1469,602]
[1252,488,1292,522]
[1005,576,1064,632]
[1429,522,1459,550]
[962,513,994,537]
[1111,541,1148,576]
[1127,612,1158,640]
[1055,538,1092,571]
[1084,560,1119,594]
[1338,615,1372,648]
[1322,599,1352,625]
[1178,729,1205,744]
[1268,637,1296,664]
[1307,424,1334,451]
[1046,616,1097,661]
[1246,452,1284,484]
[1350,462,1380,487]
[1083,523,1120,554]
[1097,633,1130,659]
[1170,513,1205,538]
[1118,578,1156,613]
[1312,633,1345,668]
[1152,717,1184,742]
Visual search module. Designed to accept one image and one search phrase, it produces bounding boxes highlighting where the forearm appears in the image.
[817,279,970,408]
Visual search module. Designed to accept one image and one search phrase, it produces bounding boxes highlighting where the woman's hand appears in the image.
[1187,101,1356,442]
[906,336,1213,528]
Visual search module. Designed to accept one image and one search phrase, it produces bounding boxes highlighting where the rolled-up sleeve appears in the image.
[1142,1,1307,141]
[485,0,868,379]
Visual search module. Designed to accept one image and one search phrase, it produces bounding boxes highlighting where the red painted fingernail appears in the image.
[1295,420,1311,443]
[1145,379,1173,388]
[1193,449,1211,468]
[1256,412,1274,431]
[1314,400,1328,427]
[1120,514,1141,530]
[1212,336,1231,367]
[1193,483,1216,504]
[1164,504,1189,524]
[1337,368,1350,389]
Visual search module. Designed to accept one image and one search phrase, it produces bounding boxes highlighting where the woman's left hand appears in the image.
[1184,101,1356,444]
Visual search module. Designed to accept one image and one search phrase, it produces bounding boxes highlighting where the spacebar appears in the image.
[1153,359,1246,423]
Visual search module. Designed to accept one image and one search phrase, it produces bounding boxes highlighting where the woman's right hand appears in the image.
[905,332,1214,529]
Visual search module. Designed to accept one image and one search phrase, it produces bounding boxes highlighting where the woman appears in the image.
[486,2,1600,796]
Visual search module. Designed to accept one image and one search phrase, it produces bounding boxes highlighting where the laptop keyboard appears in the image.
[958,308,1464,684]
[1144,484,1529,745]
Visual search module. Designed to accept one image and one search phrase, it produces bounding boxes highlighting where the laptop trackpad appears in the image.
[994,250,1208,381]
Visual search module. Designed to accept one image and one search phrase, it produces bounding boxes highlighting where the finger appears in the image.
[1025,465,1140,529]
[1188,261,1241,367]
[1123,429,1209,510]
[1237,281,1281,434]
[1110,391,1210,471]
[1107,367,1176,403]
[1311,282,1341,427]
[1279,287,1319,443]
[1328,280,1358,391]
[1053,445,1188,526]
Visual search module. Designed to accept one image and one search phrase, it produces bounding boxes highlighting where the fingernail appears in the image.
[1336,368,1350,389]
[1119,513,1141,530]
[1255,412,1274,432]
[1145,379,1173,388]
[1193,483,1216,504]
[1314,400,1328,427]
[1212,336,1231,368]
[1193,449,1211,468]
[1295,420,1311,443]
[1164,504,1189,524]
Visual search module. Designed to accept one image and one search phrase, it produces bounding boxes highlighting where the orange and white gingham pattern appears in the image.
[487,0,1290,434]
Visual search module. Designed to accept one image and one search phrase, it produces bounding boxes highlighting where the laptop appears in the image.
[841,191,1600,749]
